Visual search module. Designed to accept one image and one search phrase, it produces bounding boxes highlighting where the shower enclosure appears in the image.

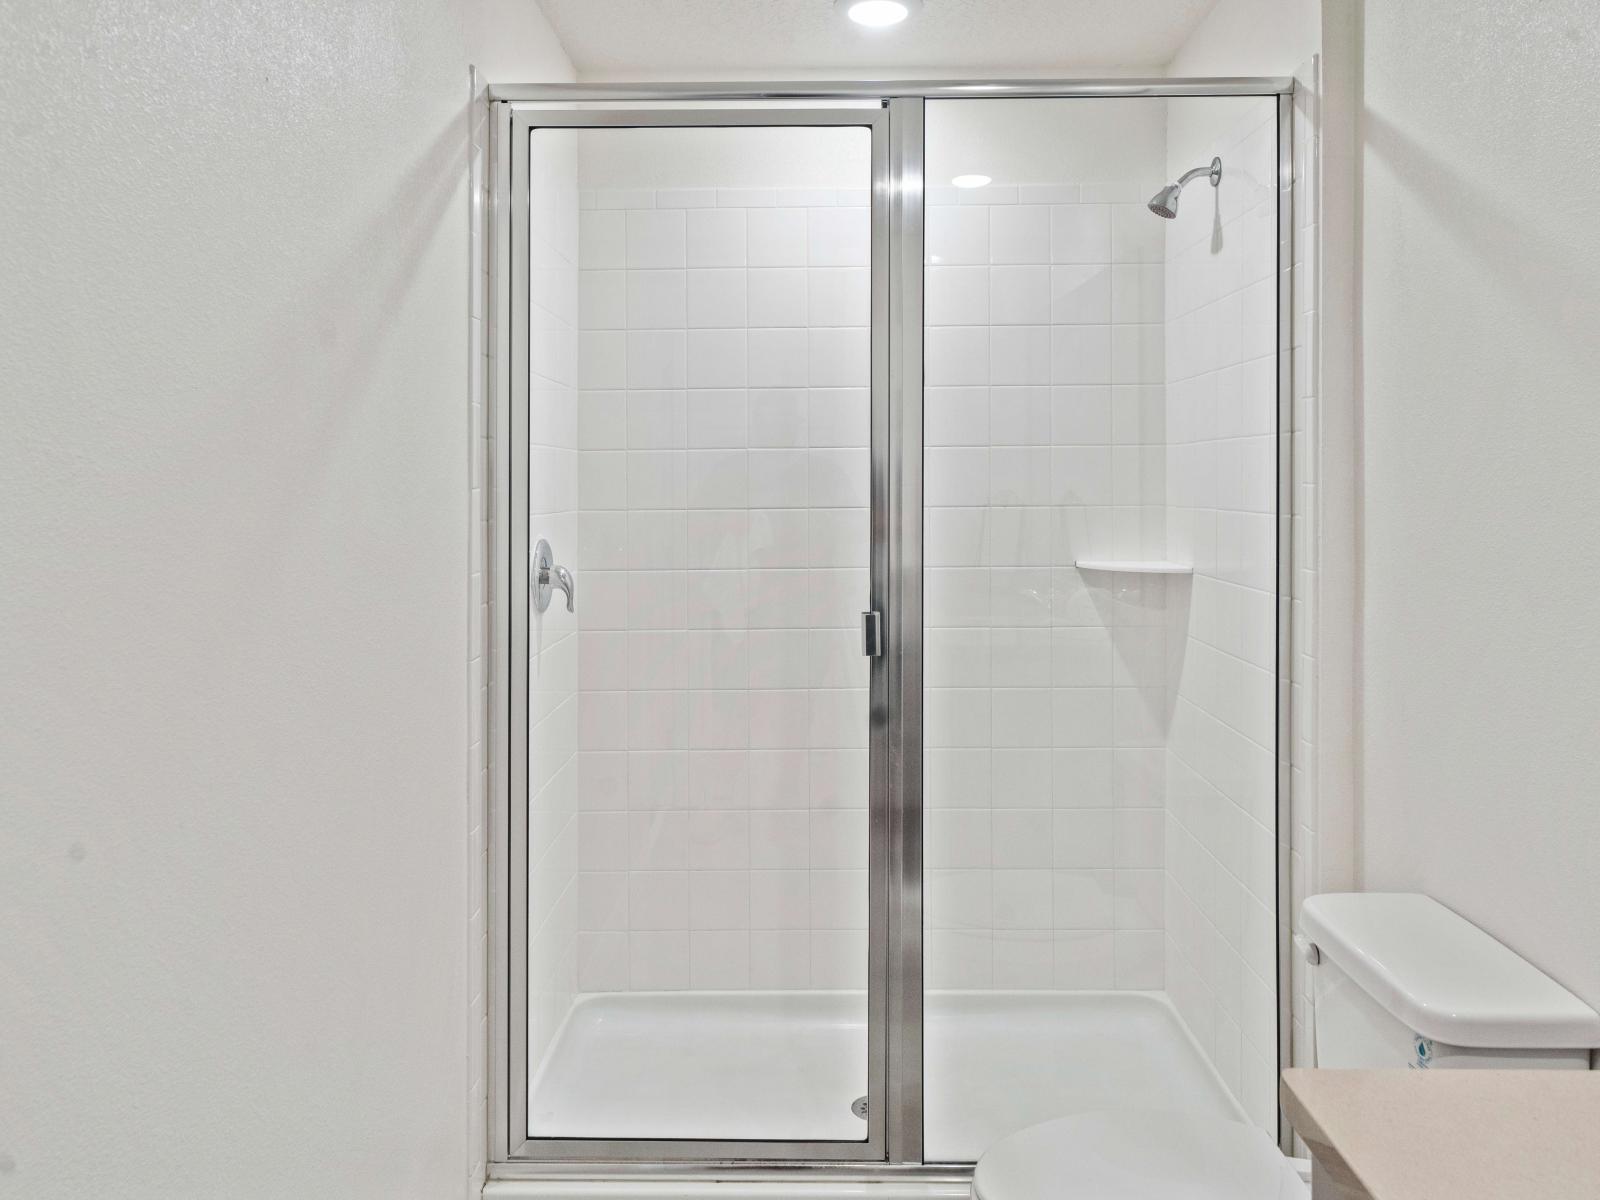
[489,78,1294,1177]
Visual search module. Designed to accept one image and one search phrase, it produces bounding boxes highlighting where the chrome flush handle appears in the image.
[532,538,575,614]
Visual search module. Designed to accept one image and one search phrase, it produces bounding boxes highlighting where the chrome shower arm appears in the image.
[1176,158,1222,188]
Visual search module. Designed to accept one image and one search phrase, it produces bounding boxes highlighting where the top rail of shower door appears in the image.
[488,77,1295,102]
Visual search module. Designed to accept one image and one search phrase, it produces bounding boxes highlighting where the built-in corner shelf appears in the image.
[1074,560,1194,575]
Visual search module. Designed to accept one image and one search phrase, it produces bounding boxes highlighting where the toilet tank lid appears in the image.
[1302,893,1600,1049]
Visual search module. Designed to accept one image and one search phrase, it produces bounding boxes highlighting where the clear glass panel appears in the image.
[920,96,1280,1161]
[524,121,875,1142]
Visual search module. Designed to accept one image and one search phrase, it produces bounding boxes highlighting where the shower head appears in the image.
[1147,156,1222,218]
[1147,183,1183,219]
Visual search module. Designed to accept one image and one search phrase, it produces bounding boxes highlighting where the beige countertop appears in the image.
[1281,1068,1600,1200]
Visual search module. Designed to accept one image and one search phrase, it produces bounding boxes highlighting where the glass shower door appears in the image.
[507,104,890,1160]
[918,92,1286,1162]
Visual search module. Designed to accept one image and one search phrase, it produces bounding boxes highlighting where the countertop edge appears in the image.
[1279,1068,1600,1200]
[1280,1070,1375,1198]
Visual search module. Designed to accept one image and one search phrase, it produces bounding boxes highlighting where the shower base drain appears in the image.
[851,1096,869,1120]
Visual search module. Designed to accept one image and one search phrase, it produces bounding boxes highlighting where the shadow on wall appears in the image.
[150,104,475,779]
[252,107,470,519]
[1361,107,1600,349]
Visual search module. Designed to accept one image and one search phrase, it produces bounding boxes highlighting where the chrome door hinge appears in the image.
[861,610,883,657]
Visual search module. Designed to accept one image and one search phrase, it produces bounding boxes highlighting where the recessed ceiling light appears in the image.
[952,174,991,189]
[837,0,920,29]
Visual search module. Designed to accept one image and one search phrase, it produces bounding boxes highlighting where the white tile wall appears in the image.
[917,113,1283,1132]
[526,129,581,1065]
[572,187,873,991]
[516,109,1299,1155]
[923,184,1169,991]
[1161,98,1281,1134]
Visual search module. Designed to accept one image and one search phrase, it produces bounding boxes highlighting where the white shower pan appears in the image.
[528,989,1240,1162]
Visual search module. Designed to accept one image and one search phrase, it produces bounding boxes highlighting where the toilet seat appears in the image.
[973,1110,1307,1200]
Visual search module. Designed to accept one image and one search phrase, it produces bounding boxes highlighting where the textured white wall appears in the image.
[1165,0,1319,76]
[1358,0,1600,1009]
[0,2,569,1197]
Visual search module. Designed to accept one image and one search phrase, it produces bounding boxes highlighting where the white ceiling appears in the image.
[536,0,1223,78]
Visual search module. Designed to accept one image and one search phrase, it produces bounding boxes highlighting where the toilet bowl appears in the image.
[973,1109,1306,1200]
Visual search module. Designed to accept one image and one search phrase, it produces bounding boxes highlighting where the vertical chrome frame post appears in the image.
[884,95,925,1168]
[489,92,521,1169]
[1274,87,1298,1153]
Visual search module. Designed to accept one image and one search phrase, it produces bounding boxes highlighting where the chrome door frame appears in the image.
[487,77,1299,1180]
[495,100,899,1168]
[488,78,1293,101]
[1274,86,1298,1155]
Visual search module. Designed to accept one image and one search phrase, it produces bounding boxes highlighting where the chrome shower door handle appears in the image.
[532,538,575,614]
[861,610,883,657]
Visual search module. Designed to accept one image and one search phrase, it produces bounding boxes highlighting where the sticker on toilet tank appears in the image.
[1412,1036,1434,1068]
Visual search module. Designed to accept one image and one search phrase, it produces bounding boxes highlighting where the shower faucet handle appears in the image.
[550,564,575,613]
[532,538,575,614]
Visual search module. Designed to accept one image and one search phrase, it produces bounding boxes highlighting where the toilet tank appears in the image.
[1302,893,1600,1071]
